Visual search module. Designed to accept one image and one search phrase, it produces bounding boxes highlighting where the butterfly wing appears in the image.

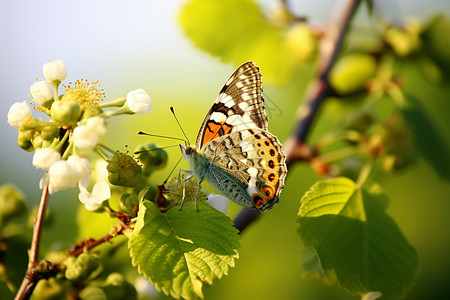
[196,62,287,211]
[200,128,287,211]
[195,61,268,150]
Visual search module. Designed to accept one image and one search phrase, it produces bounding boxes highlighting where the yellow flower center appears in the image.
[63,79,105,110]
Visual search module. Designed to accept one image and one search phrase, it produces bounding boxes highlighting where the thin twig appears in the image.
[15,185,50,300]
[233,0,361,233]
[28,185,50,268]
[66,222,128,258]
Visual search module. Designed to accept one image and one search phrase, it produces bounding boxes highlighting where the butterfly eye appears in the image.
[185,146,192,155]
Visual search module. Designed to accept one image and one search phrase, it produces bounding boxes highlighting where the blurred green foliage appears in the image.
[2,1,450,300]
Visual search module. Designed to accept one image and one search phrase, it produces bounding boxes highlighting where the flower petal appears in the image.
[7,101,32,129]
[205,194,229,214]
[43,59,67,82]
[92,182,111,201]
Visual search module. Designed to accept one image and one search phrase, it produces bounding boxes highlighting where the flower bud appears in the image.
[126,88,152,114]
[79,287,107,300]
[384,20,421,57]
[101,273,137,300]
[65,252,100,282]
[50,100,81,124]
[33,278,65,300]
[134,143,168,176]
[119,193,139,216]
[30,81,54,105]
[7,101,32,129]
[107,153,143,187]
[47,160,79,194]
[33,148,61,170]
[31,133,44,149]
[72,117,107,155]
[68,156,92,184]
[43,59,67,82]
[17,130,34,151]
[328,54,377,95]
[21,115,39,130]
[0,184,27,222]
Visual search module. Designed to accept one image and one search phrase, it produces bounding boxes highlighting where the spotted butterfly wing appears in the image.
[195,62,287,211]
[196,62,268,148]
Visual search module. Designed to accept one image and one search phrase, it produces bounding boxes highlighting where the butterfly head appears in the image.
[180,144,194,158]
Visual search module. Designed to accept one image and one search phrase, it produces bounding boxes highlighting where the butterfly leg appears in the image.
[177,169,194,211]
[193,178,203,212]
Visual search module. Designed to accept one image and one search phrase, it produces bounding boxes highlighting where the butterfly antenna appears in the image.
[134,144,179,155]
[138,131,186,143]
[170,106,190,146]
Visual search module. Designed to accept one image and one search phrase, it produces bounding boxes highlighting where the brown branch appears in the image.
[233,0,361,233]
[66,222,128,258]
[15,186,50,300]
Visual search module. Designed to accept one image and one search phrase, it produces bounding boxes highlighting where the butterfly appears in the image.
[180,62,287,212]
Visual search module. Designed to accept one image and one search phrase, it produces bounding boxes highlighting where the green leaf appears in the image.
[129,201,240,299]
[421,14,450,77]
[297,177,419,300]
[178,0,304,86]
[401,95,450,181]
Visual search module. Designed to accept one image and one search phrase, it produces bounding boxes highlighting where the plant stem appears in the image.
[233,0,361,233]
[356,159,374,188]
[316,146,362,164]
[15,185,50,300]
[65,222,128,258]
[29,186,49,268]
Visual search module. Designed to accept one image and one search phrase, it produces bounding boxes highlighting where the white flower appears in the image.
[46,160,78,194]
[86,116,107,135]
[39,156,92,194]
[30,81,54,104]
[78,182,111,211]
[32,148,61,170]
[93,159,109,183]
[126,88,152,114]
[72,117,107,153]
[206,194,229,214]
[68,156,92,188]
[43,59,67,82]
[7,101,32,129]
[72,125,97,150]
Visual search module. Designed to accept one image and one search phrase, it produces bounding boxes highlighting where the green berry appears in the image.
[65,252,100,282]
[134,143,168,177]
[329,53,377,95]
[0,184,26,222]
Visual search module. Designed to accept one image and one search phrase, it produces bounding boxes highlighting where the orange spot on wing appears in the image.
[252,193,266,208]
[264,171,278,183]
[201,121,233,148]
[261,186,275,200]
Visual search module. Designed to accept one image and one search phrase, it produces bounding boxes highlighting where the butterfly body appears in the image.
[182,62,287,212]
